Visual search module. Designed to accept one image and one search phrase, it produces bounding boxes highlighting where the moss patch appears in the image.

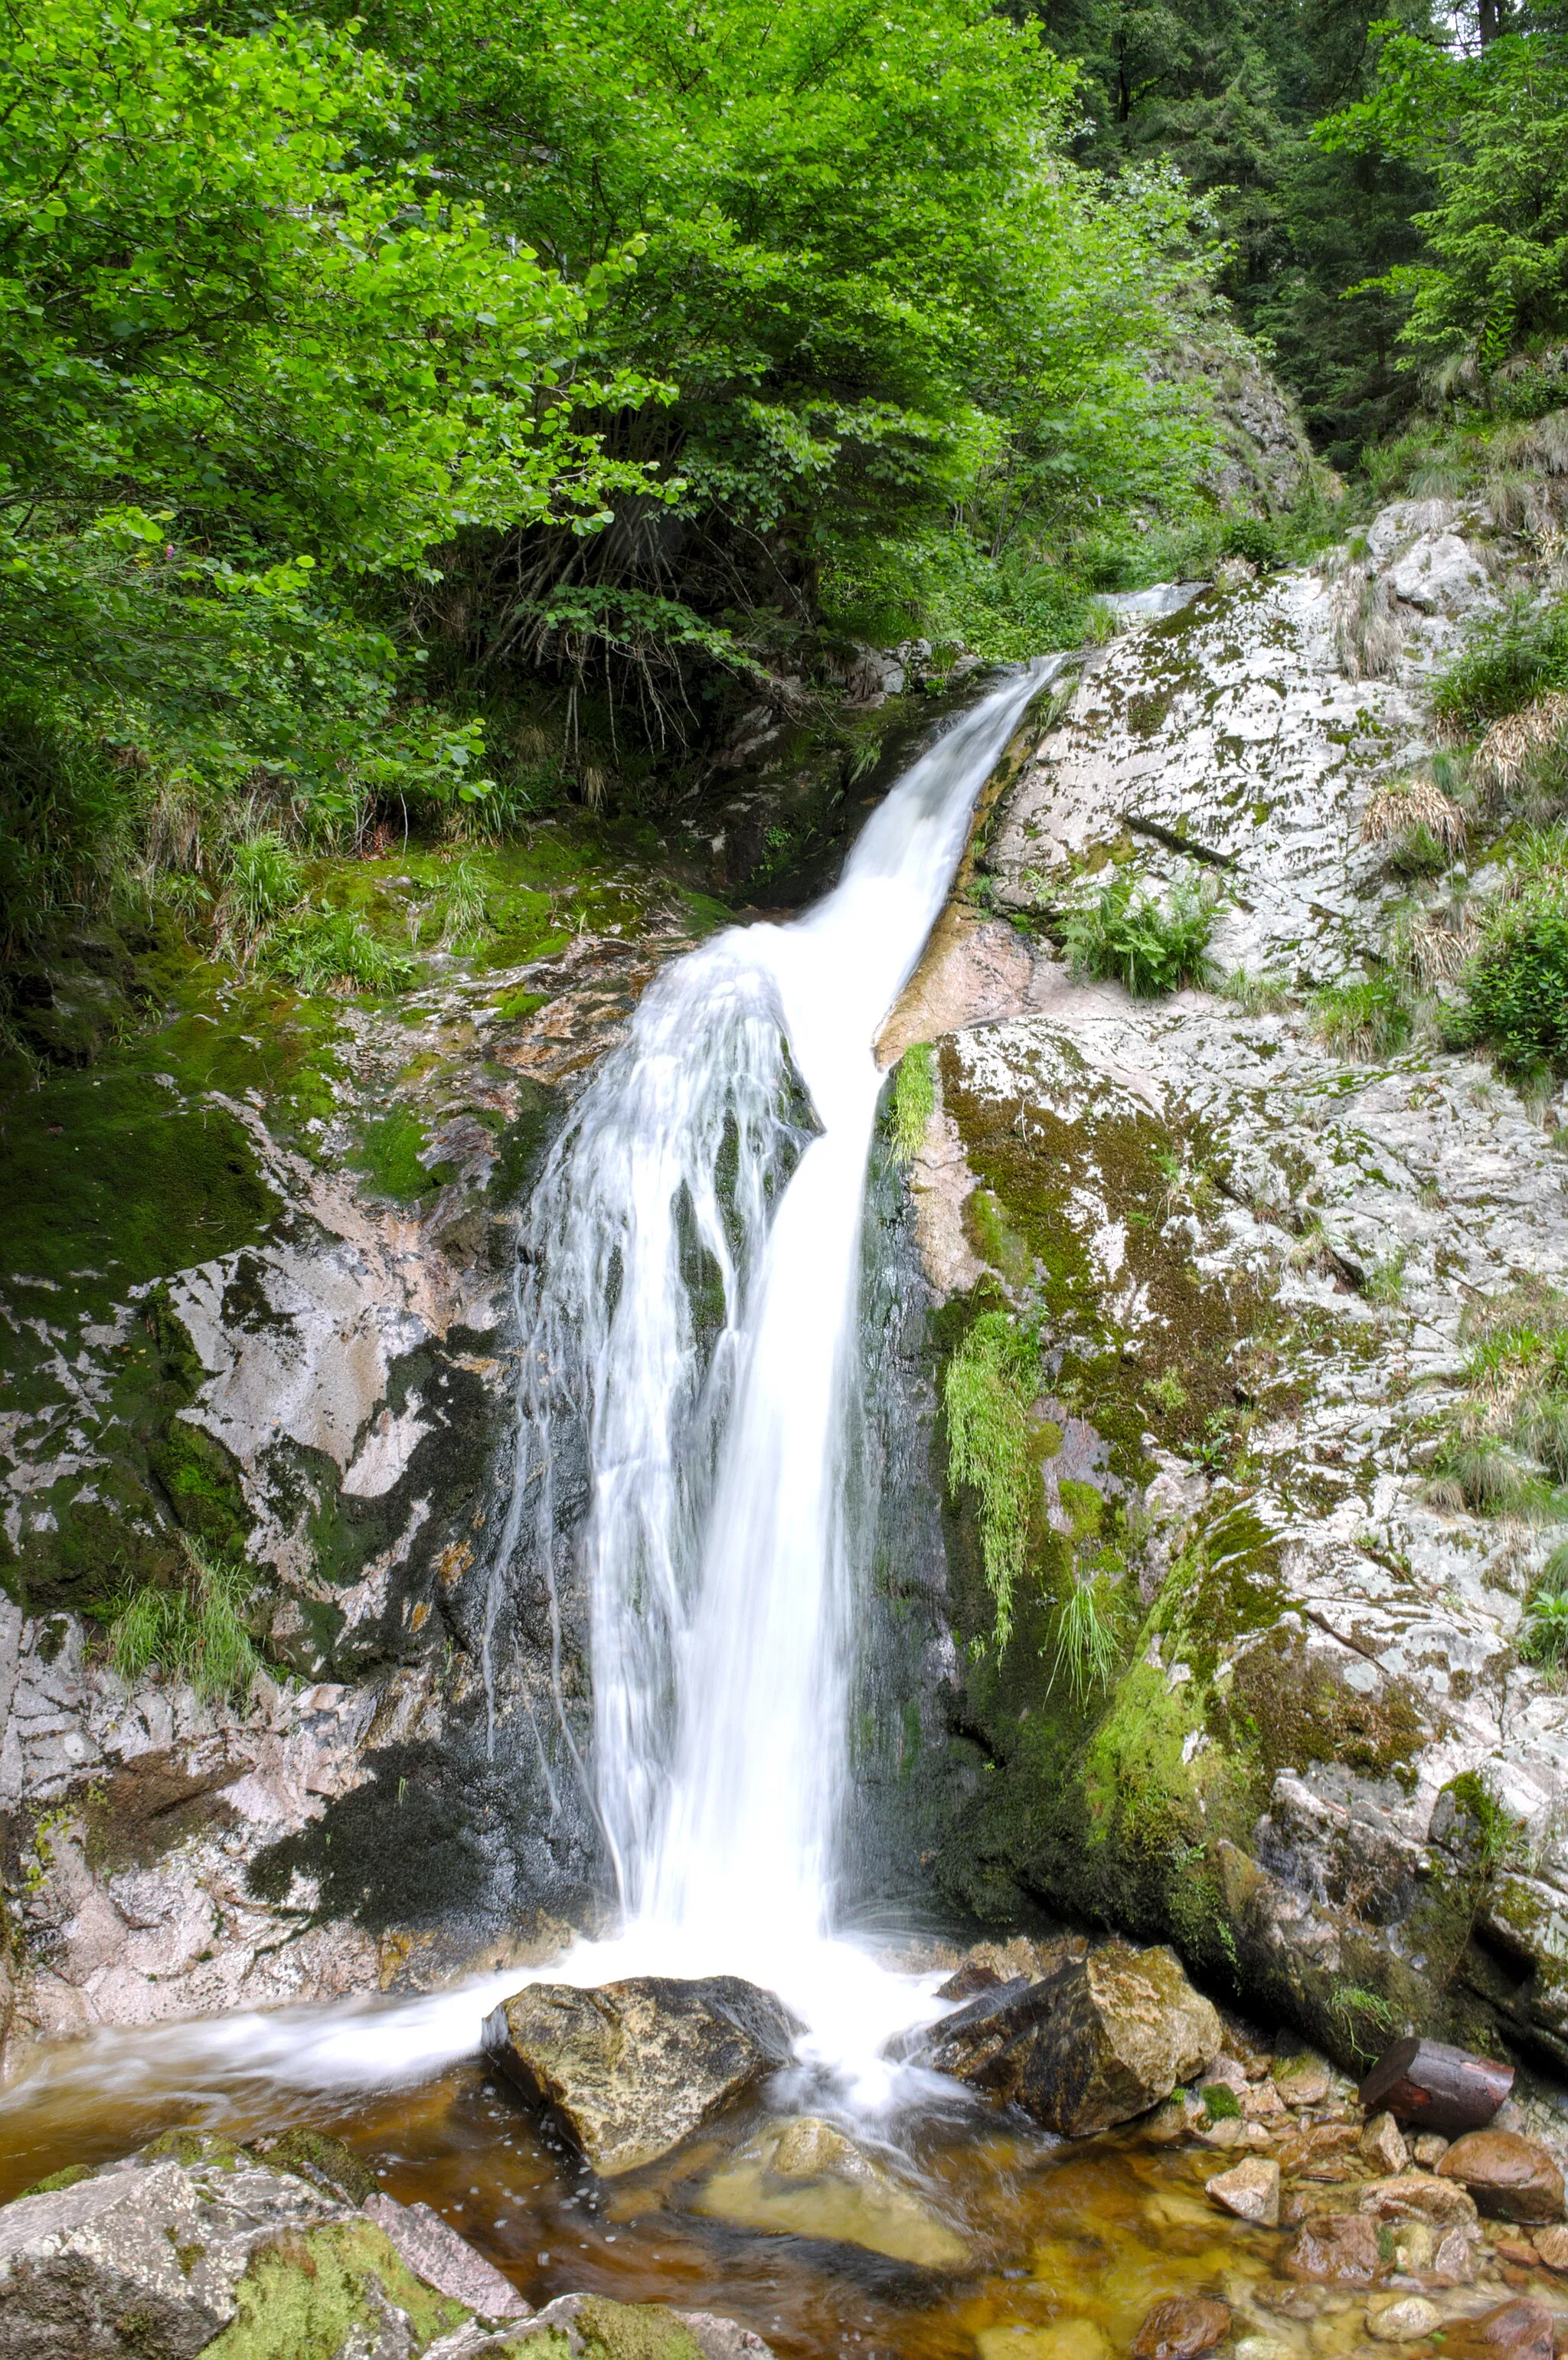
[576,2296,703,2360]
[204,2219,469,2358]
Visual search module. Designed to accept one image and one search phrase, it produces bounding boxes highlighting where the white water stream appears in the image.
[0,660,1050,2124]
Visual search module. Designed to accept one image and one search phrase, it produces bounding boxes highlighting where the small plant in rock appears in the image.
[1521,1544,1568,1670]
[890,1041,936,1166]
[110,1539,260,1704]
[439,858,492,953]
[1366,1247,1410,1307]
[1311,972,1411,1061]
[1222,966,1291,1015]
[1061,871,1219,998]
[1432,597,1568,740]
[1145,1371,1189,1416]
[1443,876,1568,1076]
[1047,1571,1121,1708]
[1474,691,1568,800]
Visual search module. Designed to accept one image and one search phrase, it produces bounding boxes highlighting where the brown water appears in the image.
[0,2032,1373,2360]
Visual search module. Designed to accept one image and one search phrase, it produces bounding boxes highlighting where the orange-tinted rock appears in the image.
[1439,2134,1566,2225]
[1442,2299,1555,2360]
[1132,2297,1232,2360]
[1285,2212,1382,2283]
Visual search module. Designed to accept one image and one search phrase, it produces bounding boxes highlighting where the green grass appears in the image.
[1061,871,1219,998]
[1366,1246,1410,1306]
[944,1311,1037,1647]
[439,857,492,953]
[225,832,302,938]
[1431,596,1568,740]
[1311,972,1411,1061]
[890,1041,936,1166]
[1047,1572,1121,1708]
[1222,966,1291,1015]
[262,907,413,996]
[110,1539,260,1703]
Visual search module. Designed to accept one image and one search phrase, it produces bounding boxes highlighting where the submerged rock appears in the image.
[1285,2211,1382,2283]
[450,2291,776,2358]
[694,2113,969,2270]
[1439,2133,1566,2224]
[482,1975,800,2176]
[912,1942,1220,2136]
[1131,2296,1230,2358]
[1442,2299,1557,2360]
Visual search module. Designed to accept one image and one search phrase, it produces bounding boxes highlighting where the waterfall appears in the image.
[508,663,1050,1990]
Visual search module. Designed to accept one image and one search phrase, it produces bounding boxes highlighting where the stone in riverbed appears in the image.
[914,1942,1220,2136]
[1438,2133,1566,2224]
[1442,2300,1556,2360]
[1132,2296,1231,2358]
[481,1974,800,2176]
[1206,2157,1280,2226]
[1532,2224,1568,2270]
[694,2115,969,2270]
[1285,2211,1383,2283]
[521,2292,777,2358]
[1360,2173,1479,2225]
[364,2190,528,2321]
[1361,2112,1411,2175]
[1366,2296,1443,2342]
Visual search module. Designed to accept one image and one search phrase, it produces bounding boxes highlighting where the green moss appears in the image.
[1200,2081,1241,2121]
[148,1419,252,1553]
[19,2162,95,2195]
[1056,1478,1103,1539]
[352,1106,454,1201]
[575,2297,702,2360]
[495,987,551,1021]
[204,2220,469,2359]
[943,1309,1038,1646]
[249,2128,377,2207]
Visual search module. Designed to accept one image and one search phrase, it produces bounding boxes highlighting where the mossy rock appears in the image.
[575,2297,703,2360]
[247,2127,377,2208]
[204,2218,469,2358]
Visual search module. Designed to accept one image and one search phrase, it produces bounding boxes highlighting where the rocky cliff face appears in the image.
[890,486,1568,2080]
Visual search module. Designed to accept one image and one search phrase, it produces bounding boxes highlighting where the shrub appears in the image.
[1061,871,1219,997]
[1220,515,1282,572]
[1446,880,1568,1074]
[1521,1543,1568,1669]
[1431,600,1568,741]
[945,1312,1037,1647]
[263,907,413,996]
[110,1541,260,1703]
[1312,972,1411,1060]
[890,1042,936,1166]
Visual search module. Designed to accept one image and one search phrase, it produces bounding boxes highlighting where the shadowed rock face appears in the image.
[482,1975,802,2175]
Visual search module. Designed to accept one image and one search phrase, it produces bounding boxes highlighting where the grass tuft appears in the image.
[1312,972,1411,1061]
[1047,1572,1121,1708]
[945,1312,1037,1648]
[263,907,414,997]
[890,1042,936,1166]
[110,1538,260,1704]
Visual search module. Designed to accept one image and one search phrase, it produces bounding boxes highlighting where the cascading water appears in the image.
[500,659,1054,2048]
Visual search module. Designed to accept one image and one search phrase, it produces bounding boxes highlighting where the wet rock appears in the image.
[1439,2134,1566,2224]
[364,2191,528,2321]
[1285,2211,1383,2283]
[975,2322,1109,2360]
[1390,2221,1435,2273]
[482,1975,800,2175]
[1431,2224,1481,2285]
[936,1960,1005,2001]
[1273,2063,1331,2109]
[1367,2295,1443,2342]
[1132,2296,1231,2358]
[694,2114,969,2270]
[1206,2157,1281,2226]
[510,2292,777,2359]
[1362,2113,1411,2175]
[1415,2135,1452,2170]
[1533,2224,1568,2271]
[921,1942,1220,2136]
[1360,2174,1480,2226]
[1442,2299,1557,2360]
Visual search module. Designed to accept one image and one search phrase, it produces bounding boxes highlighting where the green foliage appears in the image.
[1426,1283,1568,1522]
[110,1540,260,1704]
[1220,516,1283,570]
[262,910,413,998]
[1320,28,1568,375]
[205,2218,468,2359]
[1311,972,1411,1060]
[945,1312,1038,1647]
[227,835,304,942]
[1048,1573,1122,1708]
[1060,871,1220,997]
[1446,876,1568,1073]
[1431,600,1568,739]
[1522,1544,1568,1669]
[890,1044,937,1168]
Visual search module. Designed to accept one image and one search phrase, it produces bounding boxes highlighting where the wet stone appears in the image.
[482,1975,801,2177]
[694,2115,970,2271]
[1533,2225,1568,2271]
[1415,2136,1452,2171]
[1362,2113,1412,2175]
[1443,2299,1557,2360]
[1439,2134,1566,2225]
[1361,2175,1480,2226]
[1206,2157,1281,2227]
[1285,2211,1382,2283]
[1272,2063,1331,2109]
[1366,2295,1443,2342]
[1132,2296,1232,2359]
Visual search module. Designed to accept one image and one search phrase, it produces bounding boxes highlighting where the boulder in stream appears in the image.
[1437,2132,1566,2224]
[912,1941,1220,2136]
[694,2113,969,2270]
[482,1974,801,2175]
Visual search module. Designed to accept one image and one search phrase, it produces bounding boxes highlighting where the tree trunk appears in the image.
[1361,2037,1514,2133]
